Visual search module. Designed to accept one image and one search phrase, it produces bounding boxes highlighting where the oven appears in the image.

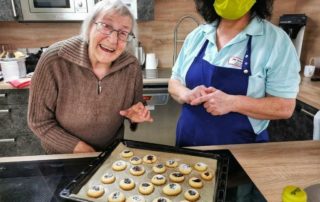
[124,69,181,146]
[19,0,96,21]
[0,147,266,202]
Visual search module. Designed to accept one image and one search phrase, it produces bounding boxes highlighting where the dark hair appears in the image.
[194,0,274,23]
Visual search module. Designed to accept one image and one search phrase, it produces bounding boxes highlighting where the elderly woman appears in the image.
[28,0,152,154]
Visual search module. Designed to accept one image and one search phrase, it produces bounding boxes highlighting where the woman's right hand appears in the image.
[183,85,214,104]
[73,141,96,153]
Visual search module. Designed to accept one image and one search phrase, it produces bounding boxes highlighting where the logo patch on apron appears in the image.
[228,56,243,69]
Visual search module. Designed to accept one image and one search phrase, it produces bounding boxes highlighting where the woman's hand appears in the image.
[120,102,153,123]
[183,85,214,104]
[73,141,96,153]
[191,87,236,115]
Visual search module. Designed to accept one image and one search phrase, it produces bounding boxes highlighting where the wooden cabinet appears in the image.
[268,100,317,141]
[0,89,44,156]
[0,0,23,21]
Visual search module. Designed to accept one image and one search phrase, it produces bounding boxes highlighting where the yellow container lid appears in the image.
[282,185,307,202]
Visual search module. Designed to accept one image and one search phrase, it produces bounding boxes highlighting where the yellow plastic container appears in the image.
[282,185,307,202]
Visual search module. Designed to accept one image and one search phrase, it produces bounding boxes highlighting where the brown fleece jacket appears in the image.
[28,36,143,154]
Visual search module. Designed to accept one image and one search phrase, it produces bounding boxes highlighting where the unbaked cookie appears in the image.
[151,174,166,185]
[121,149,134,158]
[201,171,214,181]
[127,195,146,202]
[152,163,166,174]
[194,162,208,172]
[112,160,127,171]
[129,165,145,176]
[138,182,154,195]
[119,178,135,190]
[165,159,178,168]
[188,177,203,188]
[101,172,116,184]
[143,154,157,164]
[130,156,142,165]
[178,163,192,175]
[152,197,172,202]
[87,184,104,198]
[169,171,185,183]
[184,188,200,201]
[108,191,126,202]
[162,183,182,196]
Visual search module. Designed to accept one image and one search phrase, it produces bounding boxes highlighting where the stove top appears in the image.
[0,150,266,202]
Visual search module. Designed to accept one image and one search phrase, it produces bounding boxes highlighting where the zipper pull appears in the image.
[98,80,102,94]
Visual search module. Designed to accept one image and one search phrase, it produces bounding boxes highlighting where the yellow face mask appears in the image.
[213,0,256,20]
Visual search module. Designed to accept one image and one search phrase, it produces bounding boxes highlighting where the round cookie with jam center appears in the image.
[87,184,104,198]
[108,191,126,202]
[129,165,145,176]
[143,154,157,164]
[169,171,185,183]
[138,182,154,195]
[178,163,192,175]
[152,163,166,174]
[119,177,135,190]
[127,195,146,202]
[188,177,203,188]
[121,149,134,158]
[162,183,182,196]
[184,188,200,201]
[151,174,166,185]
[165,159,178,168]
[130,156,142,165]
[112,160,127,171]
[194,162,208,172]
[201,170,214,181]
[101,172,116,184]
[152,197,172,202]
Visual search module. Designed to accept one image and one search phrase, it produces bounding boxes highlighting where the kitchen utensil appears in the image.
[134,46,145,66]
[146,53,158,69]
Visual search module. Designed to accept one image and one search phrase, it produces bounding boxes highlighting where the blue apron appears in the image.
[176,36,269,147]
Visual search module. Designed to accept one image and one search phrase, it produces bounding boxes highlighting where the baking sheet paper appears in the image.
[70,143,218,201]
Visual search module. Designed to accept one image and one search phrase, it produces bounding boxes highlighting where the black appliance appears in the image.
[279,14,307,58]
[279,14,307,39]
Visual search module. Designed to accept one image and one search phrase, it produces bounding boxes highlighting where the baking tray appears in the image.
[59,139,228,202]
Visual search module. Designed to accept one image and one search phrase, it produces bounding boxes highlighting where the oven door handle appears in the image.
[11,0,18,18]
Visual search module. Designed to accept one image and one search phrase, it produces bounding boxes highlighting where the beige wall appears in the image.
[0,0,319,67]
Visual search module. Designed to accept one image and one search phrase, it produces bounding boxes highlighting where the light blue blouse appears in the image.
[171,17,301,134]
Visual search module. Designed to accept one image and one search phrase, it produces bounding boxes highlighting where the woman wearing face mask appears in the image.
[28,0,153,154]
[169,0,300,147]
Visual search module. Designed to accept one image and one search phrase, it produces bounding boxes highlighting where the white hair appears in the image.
[80,0,138,53]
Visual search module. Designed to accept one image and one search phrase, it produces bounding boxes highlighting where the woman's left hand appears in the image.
[190,87,236,116]
[120,102,154,123]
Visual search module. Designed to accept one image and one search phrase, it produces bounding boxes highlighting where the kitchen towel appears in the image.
[9,78,31,88]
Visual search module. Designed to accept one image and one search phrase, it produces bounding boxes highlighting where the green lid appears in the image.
[282,185,307,202]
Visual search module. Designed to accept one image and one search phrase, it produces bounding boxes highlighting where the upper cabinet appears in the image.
[0,0,23,21]
[137,0,154,21]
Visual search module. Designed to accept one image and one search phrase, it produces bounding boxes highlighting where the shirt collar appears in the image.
[201,17,264,46]
[201,17,264,36]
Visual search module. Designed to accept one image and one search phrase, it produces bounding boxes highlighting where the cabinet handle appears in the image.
[301,108,315,118]
[0,93,7,98]
[10,0,17,18]
[0,138,15,143]
[0,109,10,113]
